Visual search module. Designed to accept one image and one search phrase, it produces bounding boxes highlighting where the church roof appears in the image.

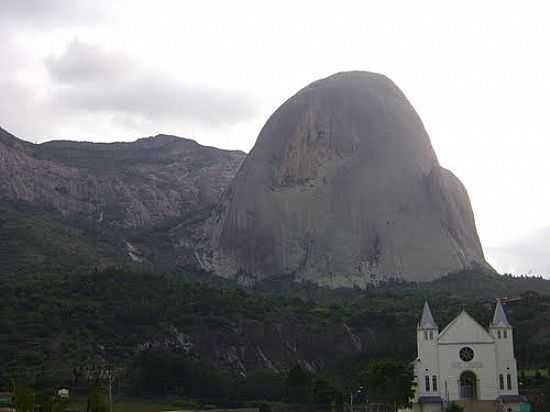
[491,299,512,328]
[418,301,438,329]
[438,310,495,344]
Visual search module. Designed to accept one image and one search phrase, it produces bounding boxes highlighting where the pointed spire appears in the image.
[419,301,438,329]
[491,299,511,328]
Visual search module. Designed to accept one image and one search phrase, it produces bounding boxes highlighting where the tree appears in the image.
[38,393,68,412]
[312,377,343,410]
[257,403,271,412]
[542,381,550,412]
[14,382,34,412]
[132,350,229,401]
[286,365,313,404]
[87,385,108,412]
[237,369,285,401]
[355,359,415,410]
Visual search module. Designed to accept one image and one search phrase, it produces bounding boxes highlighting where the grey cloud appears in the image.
[45,40,257,128]
[0,0,107,27]
[45,40,130,84]
[487,227,550,278]
[0,36,57,139]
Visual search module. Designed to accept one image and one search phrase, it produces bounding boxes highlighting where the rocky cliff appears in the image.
[0,127,245,227]
[0,126,245,274]
[209,71,491,286]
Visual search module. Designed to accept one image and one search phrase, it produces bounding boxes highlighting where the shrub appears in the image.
[446,402,464,412]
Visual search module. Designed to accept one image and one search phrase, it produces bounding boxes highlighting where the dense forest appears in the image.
[2,267,550,407]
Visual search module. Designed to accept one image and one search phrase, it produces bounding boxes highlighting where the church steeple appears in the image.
[491,299,511,328]
[418,301,438,329]
[489,299,517,397]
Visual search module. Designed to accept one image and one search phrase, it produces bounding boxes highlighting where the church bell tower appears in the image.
[489,299,518,396]
[417,301,440,397]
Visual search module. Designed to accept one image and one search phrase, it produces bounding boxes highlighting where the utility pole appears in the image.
[106,366,113,412]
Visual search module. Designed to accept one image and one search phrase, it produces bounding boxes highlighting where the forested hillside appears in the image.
[2,267,549,398]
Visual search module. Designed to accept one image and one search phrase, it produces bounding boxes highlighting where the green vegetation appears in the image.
[1,265,550,408]
[132,351,230,401]
[446,402,464,412]
[0,201,127,276]
[521,368,550,378]
[86,384,109,412]
[355,359,415,408]
[38,394,69,412]
[14,382,35,412]
[285,366,312,404]
[34,137,205,175]
[67,397,255,412]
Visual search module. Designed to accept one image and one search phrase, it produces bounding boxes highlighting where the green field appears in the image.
[66,398,259,412]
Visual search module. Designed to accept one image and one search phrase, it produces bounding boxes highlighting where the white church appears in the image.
[411,300,526,412]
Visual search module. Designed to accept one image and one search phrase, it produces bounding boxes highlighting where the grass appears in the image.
[66,398,174,412]
[520,368,550,377]
[65,397,259,412]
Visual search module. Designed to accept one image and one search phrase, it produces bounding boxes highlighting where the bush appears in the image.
[446,402,464,412]
[285,365,313,403]
[132,350,230,400]
[237,370,285,401]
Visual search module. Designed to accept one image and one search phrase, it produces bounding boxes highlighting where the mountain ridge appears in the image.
[0,126,245,274]
[0,126,245,226]
[1,71,492,285]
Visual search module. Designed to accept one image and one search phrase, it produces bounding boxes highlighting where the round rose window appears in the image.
[459,347,474,362]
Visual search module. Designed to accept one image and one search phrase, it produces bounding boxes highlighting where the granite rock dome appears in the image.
[209,71,491,286]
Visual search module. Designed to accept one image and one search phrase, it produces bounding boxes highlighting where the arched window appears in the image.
[507,374,512,390]
[429,330,434,340]
[424,331,428,340]
[425,375,430,391]
[432,375,437,391]
[499,374,504,390]
[503,330,508,339]
[497,330,501,339]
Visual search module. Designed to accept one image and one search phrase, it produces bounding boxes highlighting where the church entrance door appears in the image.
[459,371,477,399]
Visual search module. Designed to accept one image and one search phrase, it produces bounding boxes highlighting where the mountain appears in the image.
[208,71,491,286]
[0,127,244,226]
[0,126,245,274]
[2,82,550,403]
[0,71,491,285]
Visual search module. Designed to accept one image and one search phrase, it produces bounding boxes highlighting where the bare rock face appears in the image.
[210,71,490,286]
[0,127,245,227]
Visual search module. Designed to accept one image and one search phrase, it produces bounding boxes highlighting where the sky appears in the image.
[0,0,549,277]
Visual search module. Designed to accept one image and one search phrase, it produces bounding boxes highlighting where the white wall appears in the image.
[416,328,441,398]
[491,327,519,396]
[438,342,498,401]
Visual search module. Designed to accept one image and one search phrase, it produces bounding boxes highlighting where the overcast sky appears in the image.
[1,0,549,277]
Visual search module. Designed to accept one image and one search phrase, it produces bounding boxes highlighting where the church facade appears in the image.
[411,301,524,412]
